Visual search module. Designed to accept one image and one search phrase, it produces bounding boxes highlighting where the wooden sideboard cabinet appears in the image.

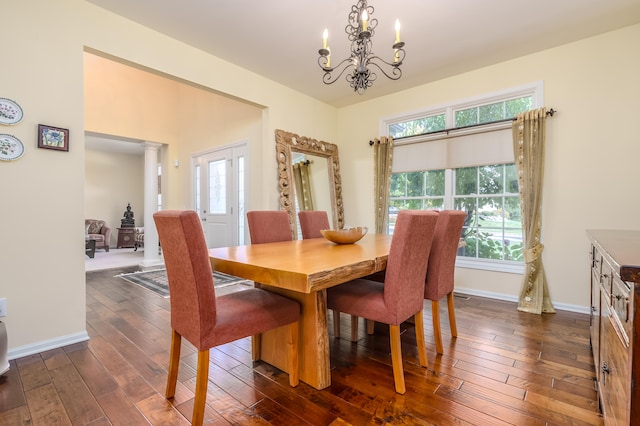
[588,230,640,425]
[117,227,136,248]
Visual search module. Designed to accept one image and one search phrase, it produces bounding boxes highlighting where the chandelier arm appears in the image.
[319,58,356,85]
[367,58,403,81]
[367,47,405,67]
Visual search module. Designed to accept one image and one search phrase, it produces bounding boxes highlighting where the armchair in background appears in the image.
[85,219,111,252]
[134,227,144,251]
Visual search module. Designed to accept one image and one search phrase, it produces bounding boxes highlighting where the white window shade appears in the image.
[392,124,514,173]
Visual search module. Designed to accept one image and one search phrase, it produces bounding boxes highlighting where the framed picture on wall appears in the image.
[38,124,69,152]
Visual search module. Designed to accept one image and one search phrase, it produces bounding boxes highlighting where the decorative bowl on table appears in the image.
[320,227,368,244]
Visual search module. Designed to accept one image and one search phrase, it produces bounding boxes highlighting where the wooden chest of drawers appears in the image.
[117,227,136,248]
[588,230,640,425]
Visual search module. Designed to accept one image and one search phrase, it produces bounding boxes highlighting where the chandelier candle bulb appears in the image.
[362,10,368,31]
[323,28,328,49]
[395,19,401,43]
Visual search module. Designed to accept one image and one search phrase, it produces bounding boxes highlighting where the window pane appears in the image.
[425,170,445,196]
[424,115,446,133]
[454,166,522,261]
[505,163,519,194]
[478,102,504,123]
[388,171,446,234]
[478,164,504,194]
[425,198,444,209]
[505,96,533,118]
[455,107,478,127]
[455,167,477,195]
[406,172,425,196]
[389,114,445,138]
[390,174,407,197]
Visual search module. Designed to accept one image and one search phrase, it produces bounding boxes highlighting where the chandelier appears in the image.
[318,0,405,94]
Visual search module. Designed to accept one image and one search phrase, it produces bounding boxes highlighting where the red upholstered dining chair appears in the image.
[298,210,331,239]
[247,210,293,243]
[424,210,466,354]
[154,210,300,426]
[326,210,439,394]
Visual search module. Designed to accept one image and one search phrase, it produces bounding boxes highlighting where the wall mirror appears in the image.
[275,129,344,237]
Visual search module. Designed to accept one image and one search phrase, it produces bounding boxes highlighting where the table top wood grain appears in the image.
[209,233,393,293]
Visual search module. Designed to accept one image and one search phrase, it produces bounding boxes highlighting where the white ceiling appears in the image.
[86,0,640,108]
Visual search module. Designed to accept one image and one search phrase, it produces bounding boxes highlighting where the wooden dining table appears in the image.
[209,233,393,390]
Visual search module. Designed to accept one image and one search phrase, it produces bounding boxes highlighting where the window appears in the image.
[389,164,522,263]
[453,164,522,262]
[383,82,542,272]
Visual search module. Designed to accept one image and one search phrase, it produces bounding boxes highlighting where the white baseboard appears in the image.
[454,288,590,315]
[8,331,89,361]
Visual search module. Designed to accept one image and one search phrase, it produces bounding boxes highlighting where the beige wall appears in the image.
[84,149,145,246]
[337,24,640,310]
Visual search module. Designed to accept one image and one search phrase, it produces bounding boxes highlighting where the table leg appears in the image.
[85,240,96,259]
[257,286,331,390]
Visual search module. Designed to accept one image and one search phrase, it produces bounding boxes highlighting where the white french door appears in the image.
[193,143,247,248]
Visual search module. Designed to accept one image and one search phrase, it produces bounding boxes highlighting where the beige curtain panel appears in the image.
[373,136,394,234]
[512,108,555,314]
[293,161,314,211]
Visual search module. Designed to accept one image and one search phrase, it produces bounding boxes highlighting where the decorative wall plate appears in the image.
[0,134,25,161]
[0,98,24,125]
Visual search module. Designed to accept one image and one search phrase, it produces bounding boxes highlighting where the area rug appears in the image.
[118,269,252,298]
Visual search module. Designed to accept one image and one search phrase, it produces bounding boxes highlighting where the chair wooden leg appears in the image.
[447,292,458,338]
[287,321,300,387]
[333,310,341,338]
[431,300,444,354]
[414,310,428,368]
[350,315,359,342]
[251,334,261,361]
[192,349,210,426]
[389,325,406,394]
[165,329,181,398]
[366,319,375,335]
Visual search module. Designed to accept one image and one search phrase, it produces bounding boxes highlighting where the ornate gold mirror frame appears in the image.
[275,129,344,236]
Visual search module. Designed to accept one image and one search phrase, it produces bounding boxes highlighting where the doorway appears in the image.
[193,143,248,248]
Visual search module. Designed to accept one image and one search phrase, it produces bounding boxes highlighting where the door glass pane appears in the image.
[237,156,245,244]
[208,159,226,214]
[195,165,201,215]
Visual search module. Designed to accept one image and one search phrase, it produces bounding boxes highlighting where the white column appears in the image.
[140,142,164,270]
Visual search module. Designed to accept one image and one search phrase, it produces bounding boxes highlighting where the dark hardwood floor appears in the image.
[0,266,602,425]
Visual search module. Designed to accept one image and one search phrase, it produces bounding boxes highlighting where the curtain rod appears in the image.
[369,108,556,145]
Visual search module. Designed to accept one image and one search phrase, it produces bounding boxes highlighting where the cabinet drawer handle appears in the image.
[626,298,630,322]
[602,362,610,375]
